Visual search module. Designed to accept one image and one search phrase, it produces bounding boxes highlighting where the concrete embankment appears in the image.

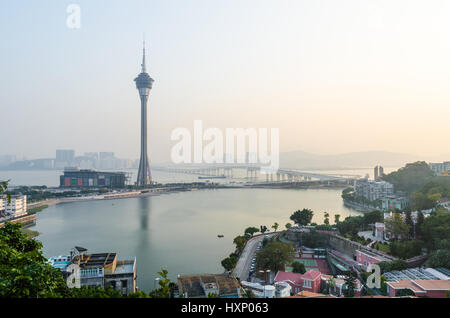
[343,199,379,212]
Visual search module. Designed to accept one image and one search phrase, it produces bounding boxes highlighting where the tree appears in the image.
[427,250,450,269]
[377,261,391,274]
[343,270,357,298]
[416,211,424,237]
[421,210,450,250]
[256,241,294,272]
[385,213,410,240]
[285,223,292,230]
[208,292,218,298]
[380,275,387,294]
[149,269,171,298]
[334,214,341,225]
[336,216,364,237]
[396,288,415,297]
[390,260,408,271]
[363,211,383,226]
[323,212,330,225]
[271,223,279,232]
[244,227,259,237]
[290,209,314,227]
[233,236,247,253]
[0,222,70,298]
[260,225,268,234]
[382,161,434,194]
[221,254,238,272]
[291,262,306,274]
[70,285,123,298]
[389,240,424,259]
[0,180,11,204]
[128,290,151,298]
[405,211,414,238]
[326,277,336,295]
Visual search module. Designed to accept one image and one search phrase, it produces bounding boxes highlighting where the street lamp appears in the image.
[154,277,160,290]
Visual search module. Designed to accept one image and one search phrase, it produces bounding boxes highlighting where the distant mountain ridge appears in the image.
[279,150,427,170]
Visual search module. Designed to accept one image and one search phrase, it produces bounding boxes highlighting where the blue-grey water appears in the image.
[30,188,361,292]
[0,169,377,292]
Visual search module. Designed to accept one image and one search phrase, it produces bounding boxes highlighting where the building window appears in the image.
[303,280,311,288]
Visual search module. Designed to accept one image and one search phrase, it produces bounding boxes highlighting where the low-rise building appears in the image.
[48,246,137,296]
[241,281,291,298]
[177,274,241,298]
[1,195,27,218]
[374,222,386,240]
[321,274,363,297]
[381,195,409,211]
[438,198,450,212]
[386,280,450,298]
[59,167,127,188]
[355,250,385,271]
[241,281,276,298]
[274,270,322,294]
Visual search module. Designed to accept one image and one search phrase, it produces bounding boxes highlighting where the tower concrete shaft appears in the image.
[134,41,154,186]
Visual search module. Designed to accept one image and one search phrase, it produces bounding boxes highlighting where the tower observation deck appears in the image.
[134,41,154,186]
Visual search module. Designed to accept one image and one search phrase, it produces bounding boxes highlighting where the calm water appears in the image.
[30,188,361,292]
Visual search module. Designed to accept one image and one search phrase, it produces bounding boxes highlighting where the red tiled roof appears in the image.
[275,271,304,285]
[275,270,321,285]
[302,270,321,281]
[285,291,334,298]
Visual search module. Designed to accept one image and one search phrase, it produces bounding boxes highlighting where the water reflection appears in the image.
[139,196,151,230]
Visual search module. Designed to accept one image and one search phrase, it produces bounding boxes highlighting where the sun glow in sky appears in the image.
[1,0,449,162]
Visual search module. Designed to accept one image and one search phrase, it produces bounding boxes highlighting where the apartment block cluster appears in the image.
[55,150,136,170]
[0,150,137,171]
[353,165,409,211]
[354,178,394,202]
[429,161,450,176]
[0,195,27,220]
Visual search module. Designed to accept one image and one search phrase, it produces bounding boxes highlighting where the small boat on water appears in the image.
[217,235,224,238]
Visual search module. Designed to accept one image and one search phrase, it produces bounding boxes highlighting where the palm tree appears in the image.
[324,212,330,225]
[272,222,279,232]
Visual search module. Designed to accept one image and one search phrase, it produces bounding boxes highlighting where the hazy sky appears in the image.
[1,0,449,162]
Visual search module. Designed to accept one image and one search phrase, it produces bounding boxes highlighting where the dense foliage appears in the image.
[256,241,294,272]
[0,222,70,298]
[0,221,173,298]
[290,209,314,227]
[291,261,306,274]
[381,161,434,194]
[410,178,450,211]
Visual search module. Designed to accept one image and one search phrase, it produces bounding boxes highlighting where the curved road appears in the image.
[233,233,277,281]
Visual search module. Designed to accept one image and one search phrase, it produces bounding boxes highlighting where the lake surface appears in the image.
[30,187,362,292]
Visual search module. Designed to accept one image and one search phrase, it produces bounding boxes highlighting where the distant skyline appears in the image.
[1,1,450,163]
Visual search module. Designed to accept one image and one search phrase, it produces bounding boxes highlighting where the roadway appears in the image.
[233,233,276,282]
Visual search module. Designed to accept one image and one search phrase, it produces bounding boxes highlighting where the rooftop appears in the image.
[386,279,450,293]
[384,268,441,282]
[177,274,240,298]
[73,253,117,268]
[110,259,136,275]
[274,270,321,285]
[284,291,334,298]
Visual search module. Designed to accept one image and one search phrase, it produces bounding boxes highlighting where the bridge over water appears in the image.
[152,164,361,183]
